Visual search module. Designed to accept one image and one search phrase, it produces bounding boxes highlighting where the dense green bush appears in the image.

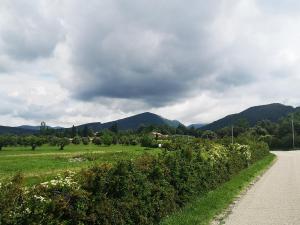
[0,139,269,225]
[72,136,81,145]
[92,137,102,145]
[140,135,156,148]
[102,133,113,146]
[82,137,90,145]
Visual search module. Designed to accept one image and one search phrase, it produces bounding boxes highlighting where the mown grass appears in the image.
[0,144,161,185]
[161,153,276,225]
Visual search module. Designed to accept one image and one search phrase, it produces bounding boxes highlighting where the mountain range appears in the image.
[74,112,182,131]
[0,103,298,134]
[201,103,297,130]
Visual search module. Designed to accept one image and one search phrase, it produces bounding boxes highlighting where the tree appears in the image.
[92,137,102,145]
[0,136,9,151]
[82,125,89,137]
[88,128,94,137]
[102,133,113,146]
[24,136,44,150]
[56,137,70,150]
[71,125,78,138]
[140,135,155,148]
[72,136,81,145]
[176,124,188,135]
[82,137,90,145]
[40,121,47,135]
[201,130,217,140]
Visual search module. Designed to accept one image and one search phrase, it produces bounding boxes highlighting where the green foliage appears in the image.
[82,137,90,145]
[54,137,70,150]
[102,133,113,146]
[161,154,275,225]
[201,130,217,140]
[72,136,81,145]
[92,137,102,145]
[71,125,78,138]
[23,136,44,150]
[140,135,156,148]
[0,136,9,150]
[0,138,269,225]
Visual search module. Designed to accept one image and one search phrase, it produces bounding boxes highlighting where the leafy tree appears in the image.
[102,133,113,146]
[112,135,118,145]
[71,125,78,138]
[82,137,90,145]
[88,128,94,137]
[250,126,268,136]
[201,130,217,140]
[176,124,188,135]
[92,137,102,145]
[24,136,44,150]
[140,135,155,148]
[0,136,9,151]
[72,136,81,145]
[56,137,70,150]
[82,125,89,137]
[129,137,138,145]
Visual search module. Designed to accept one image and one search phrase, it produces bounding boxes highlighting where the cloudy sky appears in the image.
[1,0,300,127]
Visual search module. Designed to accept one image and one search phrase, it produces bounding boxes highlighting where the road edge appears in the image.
[211,153,277,225]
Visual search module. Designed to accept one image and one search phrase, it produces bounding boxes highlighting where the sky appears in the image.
[1,0,300,127]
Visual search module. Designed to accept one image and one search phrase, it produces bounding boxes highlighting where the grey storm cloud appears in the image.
[0,0,264,107]
[59,0,257,106]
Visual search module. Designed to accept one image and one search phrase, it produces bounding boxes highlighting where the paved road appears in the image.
[224,151,300,225]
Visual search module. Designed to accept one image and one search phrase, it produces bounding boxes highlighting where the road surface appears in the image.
[224,151,300,225]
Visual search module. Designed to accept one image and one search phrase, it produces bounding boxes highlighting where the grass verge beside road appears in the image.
[161,153,276,225]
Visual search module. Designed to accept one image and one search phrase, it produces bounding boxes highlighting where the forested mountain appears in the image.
[76,112,182,131]
[202,103,296,130]
[0,104,298,135]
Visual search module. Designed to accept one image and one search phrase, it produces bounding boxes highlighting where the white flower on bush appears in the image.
[25,208,31,214]
[34,195,46,202]
[40,170,79,189]
[230,143,252,163]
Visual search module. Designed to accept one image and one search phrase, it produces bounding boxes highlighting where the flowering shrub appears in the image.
[0,140,269,225]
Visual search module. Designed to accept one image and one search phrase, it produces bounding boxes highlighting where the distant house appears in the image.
[151,132,168,139]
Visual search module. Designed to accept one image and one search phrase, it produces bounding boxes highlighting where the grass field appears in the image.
[0,144,161,185]
[161,153,276,225]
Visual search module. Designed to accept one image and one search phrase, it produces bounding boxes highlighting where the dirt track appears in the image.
[224,151,300,225]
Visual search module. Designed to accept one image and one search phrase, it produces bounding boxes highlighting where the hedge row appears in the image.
[0,140,269,225]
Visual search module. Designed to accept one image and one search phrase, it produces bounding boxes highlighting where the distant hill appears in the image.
[201,103,296,130]
[75,122,102,131]
[0,124,65,135]
[0,126,36,135]
[76,112,182,131]
[17,125,64,131]
[188,123,206,129]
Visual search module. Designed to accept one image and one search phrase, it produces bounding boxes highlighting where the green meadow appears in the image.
[0,144,161,185]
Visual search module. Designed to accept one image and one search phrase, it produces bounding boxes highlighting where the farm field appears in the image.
[0,144,161,185]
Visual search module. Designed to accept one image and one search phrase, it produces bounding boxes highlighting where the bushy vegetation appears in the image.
[0,138,269,225]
